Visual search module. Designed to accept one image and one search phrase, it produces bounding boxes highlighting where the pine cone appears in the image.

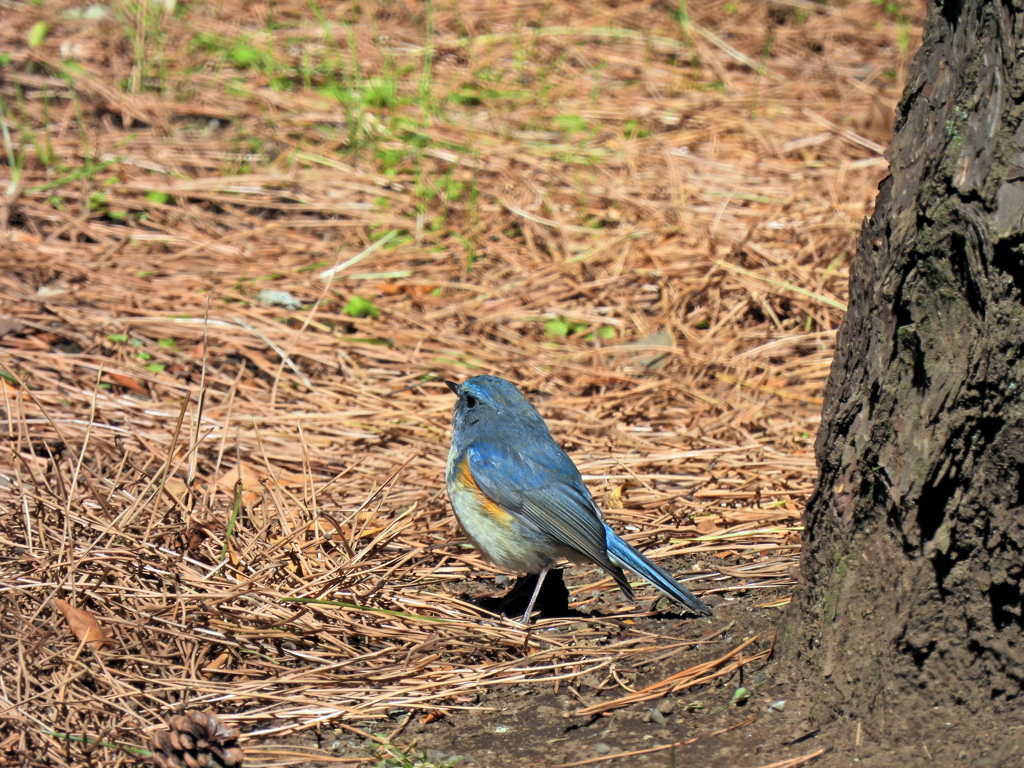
[150,709,242,768]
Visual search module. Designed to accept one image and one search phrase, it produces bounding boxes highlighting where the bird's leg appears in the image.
[520,567,550,624]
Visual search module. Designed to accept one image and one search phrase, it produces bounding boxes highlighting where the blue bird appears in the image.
[445,375,711,622]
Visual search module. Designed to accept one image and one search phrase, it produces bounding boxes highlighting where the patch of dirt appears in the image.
[297,586,802,768]
[395,608,787,767]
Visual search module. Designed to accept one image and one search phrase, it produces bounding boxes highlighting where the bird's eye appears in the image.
[464,394,478,409]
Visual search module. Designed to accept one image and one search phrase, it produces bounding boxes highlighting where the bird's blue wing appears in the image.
[465,440,624,581]
[465,440,709,614]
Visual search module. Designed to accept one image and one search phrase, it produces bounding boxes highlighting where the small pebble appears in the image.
[645,708,666,725]
[494,725,509,734]
[255,289,303,310]
[429,751,461,765]
[594,743,612,755]
[768,700,787,712]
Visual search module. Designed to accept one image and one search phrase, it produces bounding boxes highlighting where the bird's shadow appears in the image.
[468,569,587,620]
[465,570,708,622]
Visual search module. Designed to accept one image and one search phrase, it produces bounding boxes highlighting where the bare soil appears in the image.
[371,591,794,768]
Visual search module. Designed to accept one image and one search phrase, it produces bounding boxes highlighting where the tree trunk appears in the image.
[781,0,1024,752]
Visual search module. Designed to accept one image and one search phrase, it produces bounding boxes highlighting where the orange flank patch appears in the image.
[458,456,513,524]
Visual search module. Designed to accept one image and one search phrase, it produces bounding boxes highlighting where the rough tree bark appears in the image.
[781,0,1024,755]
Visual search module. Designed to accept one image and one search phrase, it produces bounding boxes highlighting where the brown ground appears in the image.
[0,1,927,766]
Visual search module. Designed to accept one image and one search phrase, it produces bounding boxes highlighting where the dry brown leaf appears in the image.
[0,316,25,337]
[107,372,148,395]
[405,284,436,297]
[214,463,267,507]
[695,516,719,534]
[162,477,190,497]
[55,599,114,650]
[186,529,207,552]
[214,462,305,507]
[2,380,30,400]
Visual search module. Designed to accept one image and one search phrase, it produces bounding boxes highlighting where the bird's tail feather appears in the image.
[605,527,711,615]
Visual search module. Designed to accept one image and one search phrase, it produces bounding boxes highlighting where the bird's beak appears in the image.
[445,381,460,395]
